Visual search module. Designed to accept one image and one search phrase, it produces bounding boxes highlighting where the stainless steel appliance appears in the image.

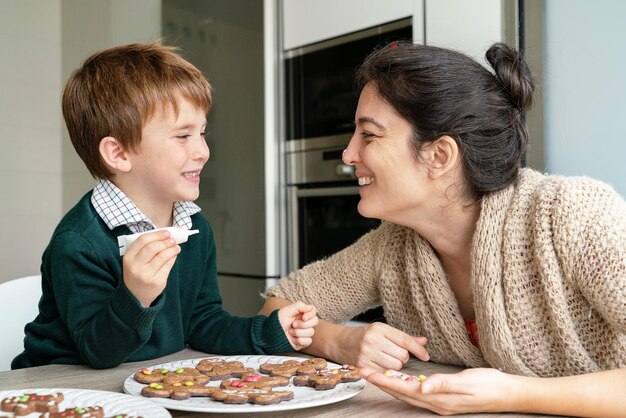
[283,19,412,322]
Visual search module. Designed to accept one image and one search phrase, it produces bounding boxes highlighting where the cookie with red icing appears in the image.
[220,373,289,391]
[211,388,294,405]
[1,392,64,416]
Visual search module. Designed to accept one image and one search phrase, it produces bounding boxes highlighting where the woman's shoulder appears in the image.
[514,168,626,229]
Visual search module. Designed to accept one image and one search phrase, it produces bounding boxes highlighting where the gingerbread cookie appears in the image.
[195,358,254,380]
[220,373,289,391]
[1,393,64,416]
[41,406,104,418]
[141,380,216,400]
[211,388,294,405]
[258,358,328,377]
[293,365,361,390]
[134,367,209,385]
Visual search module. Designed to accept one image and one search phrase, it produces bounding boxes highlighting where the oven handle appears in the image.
[295,186,359,198]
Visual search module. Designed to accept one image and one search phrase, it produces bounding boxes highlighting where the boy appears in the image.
[12,41,317,369]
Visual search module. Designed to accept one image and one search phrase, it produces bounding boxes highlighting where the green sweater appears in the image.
[12,192,292,369]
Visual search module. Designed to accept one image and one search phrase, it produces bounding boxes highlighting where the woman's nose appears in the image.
[342,134,360,166]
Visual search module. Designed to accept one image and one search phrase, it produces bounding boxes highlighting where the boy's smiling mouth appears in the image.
[182,170,201,179]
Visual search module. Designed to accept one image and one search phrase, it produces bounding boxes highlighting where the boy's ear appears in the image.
[422,135,460,179]
[99,136,131,173]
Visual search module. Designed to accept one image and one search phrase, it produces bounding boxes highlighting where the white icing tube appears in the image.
[117,227,199,256]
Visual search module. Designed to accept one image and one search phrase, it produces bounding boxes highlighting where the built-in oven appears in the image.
[283,19,412,322]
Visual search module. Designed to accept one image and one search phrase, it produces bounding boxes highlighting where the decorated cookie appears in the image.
[211,388,294,405]
[41,406,104,418]
[220,373,290,391]
[141,380,216,400]
[134,367,209,385]
[106,414,144,418]
[293,364,361,390]
[1,393,64,416]
[195,358,254,381]
[258,358,328,377]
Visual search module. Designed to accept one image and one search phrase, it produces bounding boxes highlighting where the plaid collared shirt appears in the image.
[91,179,201,233]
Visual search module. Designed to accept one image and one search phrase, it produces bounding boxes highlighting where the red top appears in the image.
[465,319,480,348]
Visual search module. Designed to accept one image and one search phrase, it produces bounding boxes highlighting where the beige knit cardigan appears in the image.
[266,169,626,377]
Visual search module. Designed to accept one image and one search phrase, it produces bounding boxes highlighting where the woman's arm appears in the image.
[260,296,429,369]
[360,366,626,417]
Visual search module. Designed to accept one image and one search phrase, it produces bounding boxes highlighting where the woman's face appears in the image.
[343,83,432,222]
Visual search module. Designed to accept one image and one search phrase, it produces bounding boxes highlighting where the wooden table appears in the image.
[0,349,562,417]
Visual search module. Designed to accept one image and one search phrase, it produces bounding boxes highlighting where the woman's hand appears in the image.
[338,322,430,370]
[359,367,517,415]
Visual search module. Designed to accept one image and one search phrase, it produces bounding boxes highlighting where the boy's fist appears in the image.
[277,302,318,350]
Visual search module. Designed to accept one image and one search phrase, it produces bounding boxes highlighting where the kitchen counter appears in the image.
[0,349,563,417]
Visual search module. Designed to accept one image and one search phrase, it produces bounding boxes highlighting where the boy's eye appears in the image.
[176,134,191,141]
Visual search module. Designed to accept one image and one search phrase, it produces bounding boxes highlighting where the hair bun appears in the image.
[486,43,535,112]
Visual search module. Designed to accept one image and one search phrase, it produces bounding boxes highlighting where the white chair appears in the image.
[0,274,42,371]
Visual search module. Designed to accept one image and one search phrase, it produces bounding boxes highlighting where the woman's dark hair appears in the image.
[355,41,535,199]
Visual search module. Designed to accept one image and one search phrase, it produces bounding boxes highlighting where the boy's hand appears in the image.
[122,229,181,307]
[277,302,319,350]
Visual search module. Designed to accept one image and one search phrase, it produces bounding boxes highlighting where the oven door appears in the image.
[287,185,385,322]
[287,185,380,271]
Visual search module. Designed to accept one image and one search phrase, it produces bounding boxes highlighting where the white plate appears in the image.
[0,388,171,417]
[123,355,366,413]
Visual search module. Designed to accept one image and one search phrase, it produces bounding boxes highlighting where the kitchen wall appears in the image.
[543,0,626,197]
[1,0,63,282]
[0,0,160,283]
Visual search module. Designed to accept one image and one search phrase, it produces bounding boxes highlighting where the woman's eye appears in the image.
[360,131,375,140]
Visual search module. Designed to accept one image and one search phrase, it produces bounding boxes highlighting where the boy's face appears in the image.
[125,98,209,208]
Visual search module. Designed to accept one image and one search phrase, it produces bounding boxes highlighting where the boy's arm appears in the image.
[49,231,166,369]
[184,229,293,355]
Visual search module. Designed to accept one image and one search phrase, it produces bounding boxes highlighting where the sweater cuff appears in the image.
[109,283,165,331]
[252,309,294,354]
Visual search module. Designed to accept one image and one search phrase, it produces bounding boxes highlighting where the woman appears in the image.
[261,41,626,416]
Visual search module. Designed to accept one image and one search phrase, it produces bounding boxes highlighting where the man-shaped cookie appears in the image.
[133,367,209,385]
[1,393,64,416]
[293,365,361,390]
[41,406,104,418]
[258,358,327,377]
[220,373,289,391]
[141,380,216,400]
[211,388,294,405]
[195,358,254,380]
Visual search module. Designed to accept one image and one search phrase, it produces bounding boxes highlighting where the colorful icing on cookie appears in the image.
[292,364,361,390]
[1,393,64,416]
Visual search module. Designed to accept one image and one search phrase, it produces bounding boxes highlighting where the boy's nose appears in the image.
[194,137,210,161]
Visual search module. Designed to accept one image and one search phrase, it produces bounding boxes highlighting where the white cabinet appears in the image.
[281,0,415,50]
[281,0,512,60]
[425,0,510,63]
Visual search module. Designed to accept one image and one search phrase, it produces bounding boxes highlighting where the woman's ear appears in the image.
[99,136,131,173]
[423,135,460,179]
